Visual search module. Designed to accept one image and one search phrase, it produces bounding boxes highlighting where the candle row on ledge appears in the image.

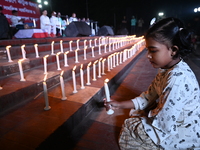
[41,39,145,110]
[5,36,144,63]
[16,39,145,82]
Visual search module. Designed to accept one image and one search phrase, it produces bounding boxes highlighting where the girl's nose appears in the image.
[147,53,152,59]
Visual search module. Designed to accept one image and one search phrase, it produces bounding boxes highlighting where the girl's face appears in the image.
[145,37,180,69]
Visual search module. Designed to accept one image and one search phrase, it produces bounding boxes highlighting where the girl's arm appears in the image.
[104,99,135,110]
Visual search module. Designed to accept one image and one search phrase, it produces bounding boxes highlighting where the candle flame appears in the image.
[80,64,83,69]
[84,46,87,50]
[44,55,49,58]
[44,74,47,81]
[34,44,38,47]
[75,49,79,52]
[99,57,103,61]
[65,51,69,54]
[18,58,24,62]
[51,41,54,45]
[102,58,106,62]
[77,39,80,42]
[60,70,64,76]
[105,78,109,83]
[60,40,63,43]
[56,52,61,55]
[73,65,76,71]
[87,62,91,67]
[21,44,25,48]
[69,40,73,43]
[6,45,11,49]
[94,60,98,64]
[84,40,87,42]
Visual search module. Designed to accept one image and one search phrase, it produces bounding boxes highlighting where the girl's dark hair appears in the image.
[145,17,193,58]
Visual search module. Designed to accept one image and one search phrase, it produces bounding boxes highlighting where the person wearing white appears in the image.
[10,10,24,28]
[40,10,51,36]
[69,13,78,23]
[50,11,58,37]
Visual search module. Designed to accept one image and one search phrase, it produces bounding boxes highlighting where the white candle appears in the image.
[33,19,36,27]
[98,44,101,55]
[113,53,116,68]
[92,60,98,81]
[91,46,95,57]
[51,41,55,55]
[80,64,85,89]
[120,52,123,64]
[110,54,113,70]
[6,45,13,62]
[86,62,91,85]
[109,43,111,52]
[60,40,64,53]
[107,56,110,72]
[69,41,72,51]
[43,74,51,110]
[56,52,61,70]
[112,42,115,50]
[102,58,106,75]
[94,38,97,46]
[43,55,49,74]
[64,51,69,67]
[75,49,79,63]
[89,40,92,47]
[76,39,80,50]
[104,79,114,115]
[98,37,101,45]
[21,45,26,59]
[98,58,102,78]
[18,59,26,81]
[34,44,39,58]
[116,52,119,66]
[84,46,87,60]
[72,65,78,93]
[104,44,107,53]
[60,71,67,100]
[84,40,87,49]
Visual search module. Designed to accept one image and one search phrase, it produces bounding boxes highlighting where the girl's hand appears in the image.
[103,98,121,110]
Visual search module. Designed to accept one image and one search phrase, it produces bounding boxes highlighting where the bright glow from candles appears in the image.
[102,58,106,75]
[60,70,67,100]
[94,38,97,46]
[80,64,85,89]
[33,19,36,27]
[51,41,55,55]
[84,40,87,48]
[43,55,49,74]
[69,41,72,51]
[21,45,26,59]
[107,56,110,72]
[56,52,61,70]
[60,40,64,53]
[104,44,107,53]
[75,49,79,63]
[72,65,78,93]
[64,51,69,67]
[43,74,51,110]
[104,78,114,115]
[113,53,116,68]
[86,62,91,85]
[92,60,98,81]
[89,40,92,47]
[34,44,39,58]
[91,46,95,57]
[98,44,101,55]
[84,46,87,60]
[6,45,13,62]
[98,58,102,78]
[76,39,80,50]
[18,59,26,81]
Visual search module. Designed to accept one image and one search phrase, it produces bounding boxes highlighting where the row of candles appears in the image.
[42,39,145,111]
[5,35,142,63]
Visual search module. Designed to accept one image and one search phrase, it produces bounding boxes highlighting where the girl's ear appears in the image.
[171,45,179,57]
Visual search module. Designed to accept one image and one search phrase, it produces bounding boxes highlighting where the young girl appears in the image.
[105,17,200,149]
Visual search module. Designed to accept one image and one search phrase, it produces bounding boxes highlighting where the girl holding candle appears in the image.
[104,18,200,149]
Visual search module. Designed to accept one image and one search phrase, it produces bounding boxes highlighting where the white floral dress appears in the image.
[120,60,200,150]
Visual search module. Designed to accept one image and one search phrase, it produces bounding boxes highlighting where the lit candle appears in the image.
[98,44,101,55]
[116,52,119,66]
[102,58,106,75]
[33,19,36,27]
[60,40,63,53]
[43,74,51,110]
[98,58,102,78]
[0,86,2,90]
[64,51,69,67]
[84,40,87,49]
[113,53,116,68]
[89,39,92,47]
[51,41,55,55]
[18,59,26,81]
[112,42,115,50]
[120,51,123,64]
[98,37,101,45]
[75,49,79,63]
[72,65,78,93]
[56,52,61,70]
[92,60,98,81]
[109,43,111,52]
[84,46,87,60]
[86,62,91,85]
[76,39,80,50]
[91,46,95,57]
[80,64,85,89]
[6,45,13,62]
[107,56,110,72]
[94,38,97,46]
[60,71,67,100]
[21,45,26,59]
[34,44,39,58]
[69,41,72,51]
[110,54,113,70]
[43,55,49,74]
[104,44,107,53]
[104,79,114,115]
